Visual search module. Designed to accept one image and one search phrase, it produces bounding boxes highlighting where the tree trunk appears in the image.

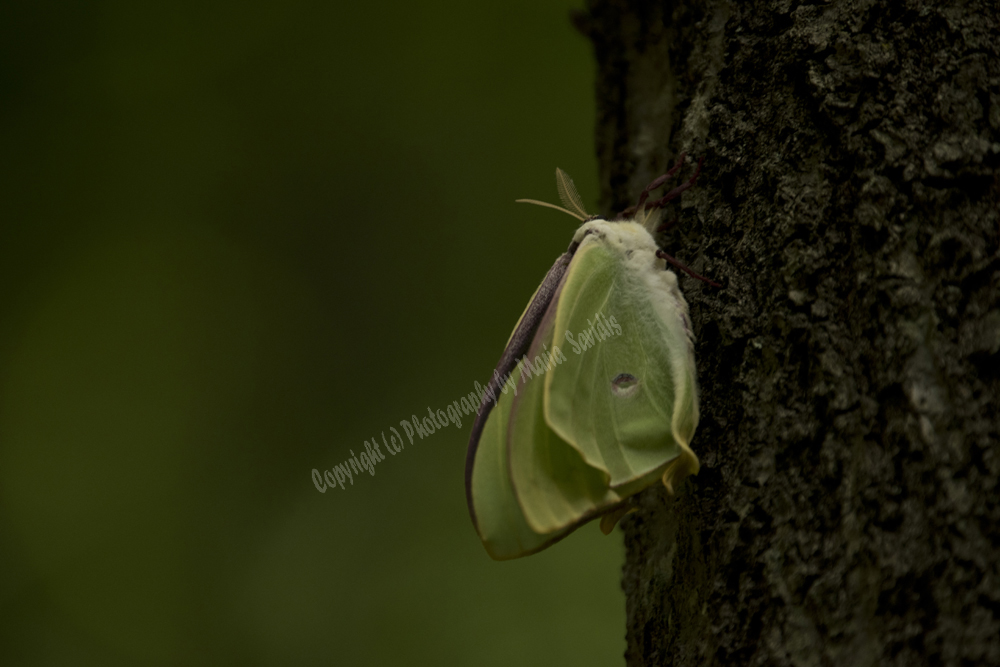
[579,0,1000,664]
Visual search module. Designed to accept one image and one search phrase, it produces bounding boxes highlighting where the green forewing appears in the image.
[544,237,694,488]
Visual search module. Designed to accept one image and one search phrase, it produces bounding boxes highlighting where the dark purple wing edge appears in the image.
[488,499,631,560]
[465,240,580,531]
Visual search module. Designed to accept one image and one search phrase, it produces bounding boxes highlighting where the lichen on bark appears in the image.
[580,0,1000,664]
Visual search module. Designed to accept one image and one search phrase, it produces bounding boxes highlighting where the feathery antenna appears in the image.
[515,168,591,222]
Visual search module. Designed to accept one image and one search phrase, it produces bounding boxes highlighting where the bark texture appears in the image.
[579,0,1000,664]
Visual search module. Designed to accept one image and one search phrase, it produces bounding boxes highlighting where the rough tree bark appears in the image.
[577,1,1000,664]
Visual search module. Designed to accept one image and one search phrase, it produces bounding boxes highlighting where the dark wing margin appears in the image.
[465,241,580,528]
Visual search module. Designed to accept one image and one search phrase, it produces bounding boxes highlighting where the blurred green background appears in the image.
[0,1,623,665]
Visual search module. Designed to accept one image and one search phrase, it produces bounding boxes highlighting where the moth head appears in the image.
[515,168,591,222]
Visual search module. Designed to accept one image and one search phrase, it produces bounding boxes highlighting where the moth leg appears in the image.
[619,153,687,218]
[656,249,722,288]
[656,218,678,233]
[619,155,704,219]
[635,152,687,211]
[645,156,704,210]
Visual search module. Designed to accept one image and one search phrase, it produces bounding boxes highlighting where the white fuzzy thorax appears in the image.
[571,218,692,342]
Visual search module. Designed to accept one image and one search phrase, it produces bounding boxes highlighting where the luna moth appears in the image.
[466,156,714,560]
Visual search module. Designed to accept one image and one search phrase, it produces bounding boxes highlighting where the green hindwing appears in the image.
[471,378,564,560]
[471,283,616,559]
[469,260,579,560]
[507,294,620,535]
[467,168,702,560]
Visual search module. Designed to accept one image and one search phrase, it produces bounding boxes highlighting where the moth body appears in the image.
[466,166,703,560]
[572,218,693,352]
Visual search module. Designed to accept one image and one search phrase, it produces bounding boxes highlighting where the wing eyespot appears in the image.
[611,373,640,398]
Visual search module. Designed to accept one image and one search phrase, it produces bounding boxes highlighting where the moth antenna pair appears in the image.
[516,168,590,221]
[515,159,721,288]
